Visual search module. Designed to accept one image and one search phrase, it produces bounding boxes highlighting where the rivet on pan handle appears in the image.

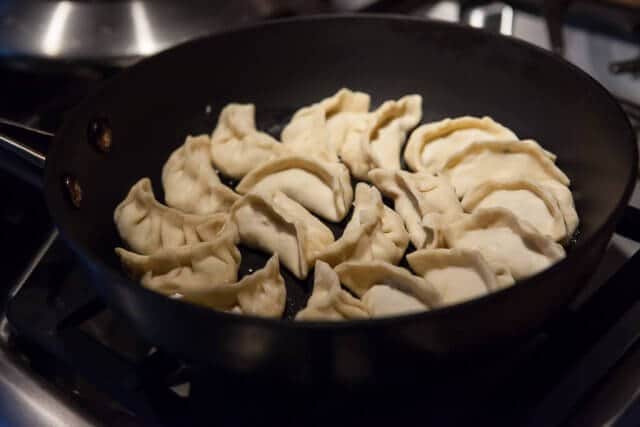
[62,174,83,208]
[87,116,112,153]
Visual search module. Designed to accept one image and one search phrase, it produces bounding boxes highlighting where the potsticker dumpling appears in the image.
[162,134,239,215]
[442,207,566,280]
[407,248,514,306]
[440,139,570,197]
[281,106,337,162]
[318,88,371,154]
[403,116,518,173]
[119,250,284,317]
[538,179,579,238]
[210,103,287,179]
[114,178,236,255]
[361,285,427,317]
[319,88,371,118]
[115,227,241,309]
[335,261,441,315]
[461,179,567,241]
[340,95,422,179]
[230,255,286,317]
[295,261,369,321]
[368,169,463,249]
[367,95,423,171]
[235,155,353,222]
[281,88,370,162]
[317,183,408,266]
[231,191,335,279]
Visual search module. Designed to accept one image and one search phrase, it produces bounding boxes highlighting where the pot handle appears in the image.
[0,118,52,169]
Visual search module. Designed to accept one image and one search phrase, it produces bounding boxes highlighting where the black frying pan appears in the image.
[0,15,637,385]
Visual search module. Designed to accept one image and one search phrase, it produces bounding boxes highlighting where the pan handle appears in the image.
[0,118,51,169]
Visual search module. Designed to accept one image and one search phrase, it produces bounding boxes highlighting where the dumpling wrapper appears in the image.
[161,134,239,215]
[362,285,427,317]
[230,255,286,317]
[340,95,422,179]
[539,179,580,238]
[281,88,370,162]
[322,88,372,152]
[210,103,287,179]
[403,116,519,173]
[461,179,568,242]
[295,261,369,321]
[115,227,241,309]
[440,139,570,197]
[281,106,337,162]
[335,260,441,309]
[236,155,353,222]
[317,183,409,266]
[117,237,286,317]
[319,88,370,119]
[442,207,566,280]
[407,248,514,306]
[114,177,236,255]
[231,191,335,279]
[368,169,463,249]
[121,253,285,317]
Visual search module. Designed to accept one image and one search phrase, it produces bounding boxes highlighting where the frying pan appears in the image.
[0,15,637,385]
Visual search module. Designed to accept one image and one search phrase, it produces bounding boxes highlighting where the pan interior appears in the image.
[44,16,637,319]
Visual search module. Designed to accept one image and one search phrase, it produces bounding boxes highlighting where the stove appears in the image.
[1,2,640,426]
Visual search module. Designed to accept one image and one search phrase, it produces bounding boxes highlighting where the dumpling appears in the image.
[281,88,370,162]
[230,255,286,317]
[367,95,423,171]
[119,246,284,317]
[540,179,580,238]
[440,139,570,197]
[407,248,514,306]
[115,227,241,309]
[161,134,239,215]
[442,207,566,280]
[341,95,422,179]
[334,261,441,310]
[317,183,409,266]
[361,285,427,317]
[368,169,463,249]
[326,111,368,155]
[192,214,236,242]
[319,88,371,117]
[281,106,337,162]
[295,261,369,321]
[319,88,371,152]
[235,155,353,222]
[114,178,236,255]
[334,115,371,178]
[403,116,518,173]
[210,103,287,179]
[461,179,567,241]
[231,191,335,279]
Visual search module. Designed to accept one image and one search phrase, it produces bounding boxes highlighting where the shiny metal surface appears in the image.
[465,2,514,35]
[0,350,97,427]
[0,118,52,168]
[0,1,332,65]
[0,1,258,64]
[0,231,98,427]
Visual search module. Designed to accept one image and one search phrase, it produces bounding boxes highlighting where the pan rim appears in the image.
[45,13,639,331]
